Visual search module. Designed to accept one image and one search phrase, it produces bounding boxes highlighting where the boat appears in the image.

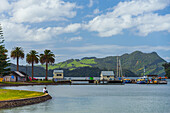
[124,78,132,83]
[136,76,147,84]
[157,77,168,84]
[136,78,147,84]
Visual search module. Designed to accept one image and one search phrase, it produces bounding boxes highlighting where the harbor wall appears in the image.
[0,94,52,109]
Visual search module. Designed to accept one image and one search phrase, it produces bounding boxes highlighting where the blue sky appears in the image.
[0,0,170,65]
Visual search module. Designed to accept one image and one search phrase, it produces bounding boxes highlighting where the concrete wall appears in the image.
[0,94,52,109]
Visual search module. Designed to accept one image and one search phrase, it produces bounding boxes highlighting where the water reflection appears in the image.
[1,80,170,113]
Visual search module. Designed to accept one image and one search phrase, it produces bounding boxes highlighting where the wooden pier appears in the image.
[60,79,124,85]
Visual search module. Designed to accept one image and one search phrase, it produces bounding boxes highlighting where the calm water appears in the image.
[0,80,170,113]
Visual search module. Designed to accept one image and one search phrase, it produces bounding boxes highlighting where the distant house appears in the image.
[53,70,64,81]
[100,71,115,80]
[3,71,27,82]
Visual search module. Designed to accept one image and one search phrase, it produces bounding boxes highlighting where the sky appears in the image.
[0,0,170,65]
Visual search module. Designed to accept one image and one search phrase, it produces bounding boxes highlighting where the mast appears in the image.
[117,56,123,78]
[143,66,145,76]
[117,56,119,77]
[119,59,122,77]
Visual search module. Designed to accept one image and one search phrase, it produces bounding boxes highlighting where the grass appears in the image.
[29,80,54,83]
[80,59,97,64]
[0,82,26,84]
[38,58,97,70]
[0,89,44,101]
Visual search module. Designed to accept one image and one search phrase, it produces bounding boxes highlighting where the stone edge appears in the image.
[0,93,52,109]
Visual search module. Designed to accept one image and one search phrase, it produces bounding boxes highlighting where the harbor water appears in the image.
[0,79,170,113]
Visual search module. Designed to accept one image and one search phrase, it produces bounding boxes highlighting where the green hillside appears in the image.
[38,51,166,76]
[10,51,166,77]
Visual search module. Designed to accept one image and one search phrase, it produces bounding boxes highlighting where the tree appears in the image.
[162,63,170,78]
[0,24,10,76]
[11,47,24,71]
[26,50,39,80]
[40,50,55,80]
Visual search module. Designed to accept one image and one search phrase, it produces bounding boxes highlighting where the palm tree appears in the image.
[26,50,39,80]
[11,47,24,71]
[40,50,55,80]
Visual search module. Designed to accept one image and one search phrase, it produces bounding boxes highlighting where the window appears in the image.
[57,74,62,76]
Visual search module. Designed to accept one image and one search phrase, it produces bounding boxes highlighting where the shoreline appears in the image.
[0,93,52,109]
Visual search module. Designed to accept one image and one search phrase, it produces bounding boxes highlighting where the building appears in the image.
[53,70,64,81]
[100,71,115,80]
[3,71,27,82]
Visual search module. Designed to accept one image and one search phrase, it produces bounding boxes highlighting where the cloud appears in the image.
[0,0,10,13]
[2,21,81,42]
[93,8,101,14]
[63,23,81,33]
[85,0,170,37]
[163,57,170,61]
[59,44,170,53]
[67,36,83,42]
[135,14,170,36]
[8,0,77,23]
[88,0,93,7]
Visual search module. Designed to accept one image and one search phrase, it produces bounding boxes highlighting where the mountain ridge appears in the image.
[10,51,166,77]
[39,51,166,76]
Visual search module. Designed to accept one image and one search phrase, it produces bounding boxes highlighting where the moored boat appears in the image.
[157,77,168,84]
[124,78,132,83]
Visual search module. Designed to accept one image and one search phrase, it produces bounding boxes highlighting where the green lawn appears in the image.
[29,80,54,83]
[0,82,26,84]
[0,89,44,101]
[38,58,97,70]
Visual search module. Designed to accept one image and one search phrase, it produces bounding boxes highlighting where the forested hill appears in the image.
[10,51,166,77]
[39,51,166,76]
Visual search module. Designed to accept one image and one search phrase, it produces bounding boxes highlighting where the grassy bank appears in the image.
[0,82,26,84]
[29,80,54,83]
[0,89,44,101]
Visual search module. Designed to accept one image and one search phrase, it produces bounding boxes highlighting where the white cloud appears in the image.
[63,23,81,33]
[163,57,170,61]
[135,14,170,36]
[112,0,169,17]
[59,44,170,53]
[85,0,170,37]
[67,36,83,42]
[9,0,77,23]
[93,8,100,14]
[2,21,81,42]
[88,0,93,7]
[0,0,10,13]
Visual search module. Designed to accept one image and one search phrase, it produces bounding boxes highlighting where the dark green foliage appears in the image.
[162,63,170,78]
[10,64,136,77]
[40,49,55,80]
[64,67,101,77]
[0,45,10,76]
[48,51,166,76]
[10,51,166,77]
[0,24,10,76]
[11,47,24,71]
[26,50,39,79]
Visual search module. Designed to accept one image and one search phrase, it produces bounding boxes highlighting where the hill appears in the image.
[10,51,166,77]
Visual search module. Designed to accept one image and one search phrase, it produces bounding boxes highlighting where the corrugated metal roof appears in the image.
[15,71,25,77]
[53,70,63,73]
[101,71,114,76]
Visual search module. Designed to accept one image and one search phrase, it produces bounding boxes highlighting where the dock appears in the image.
[60,79,124,85]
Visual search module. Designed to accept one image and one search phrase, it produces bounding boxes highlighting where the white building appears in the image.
[53,70,64,81]
[100,71,115,80]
